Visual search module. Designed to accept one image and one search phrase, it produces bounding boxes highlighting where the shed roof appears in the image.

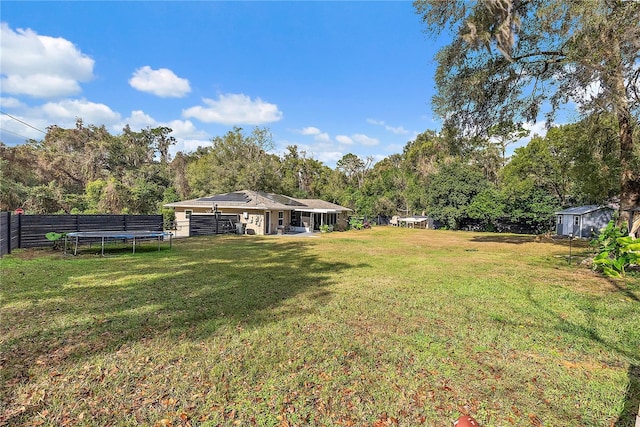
[555,205,613,215]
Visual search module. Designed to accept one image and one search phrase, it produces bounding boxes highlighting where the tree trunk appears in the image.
[617,109,639,230]
[607,31,638,230]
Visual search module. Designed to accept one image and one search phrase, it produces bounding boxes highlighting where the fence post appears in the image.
[17,212,22,249]
[6,212,11,255]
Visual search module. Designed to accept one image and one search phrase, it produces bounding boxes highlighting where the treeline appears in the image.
[1,113,633,232]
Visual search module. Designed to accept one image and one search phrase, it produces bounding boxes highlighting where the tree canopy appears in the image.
[1,115,626,234]
[414,0,640,226]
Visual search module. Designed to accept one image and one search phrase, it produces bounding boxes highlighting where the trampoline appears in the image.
[64,230,172,256]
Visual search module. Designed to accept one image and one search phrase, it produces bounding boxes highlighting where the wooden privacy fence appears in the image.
[0,213,163,256]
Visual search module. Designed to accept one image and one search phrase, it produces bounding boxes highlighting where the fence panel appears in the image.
[190,214,239,236]
[0,214,164,251]
[124,215,163,231]
[20,215,79,248]
[0,212,9,256]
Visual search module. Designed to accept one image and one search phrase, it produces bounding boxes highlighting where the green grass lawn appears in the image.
[1,228,639,426]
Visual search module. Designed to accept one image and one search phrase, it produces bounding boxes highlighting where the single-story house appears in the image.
[164,190,352,236]
[555,205,614,238]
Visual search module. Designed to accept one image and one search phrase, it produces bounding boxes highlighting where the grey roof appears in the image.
[165,190,351,212]
[555,205,613,215]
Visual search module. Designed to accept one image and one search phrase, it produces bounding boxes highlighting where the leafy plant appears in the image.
[45,232,66,251]
[592,221,640,278]
[320,224,330,233]
[349,217,365,230]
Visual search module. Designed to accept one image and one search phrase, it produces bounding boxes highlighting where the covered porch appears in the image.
[289,209,340,233]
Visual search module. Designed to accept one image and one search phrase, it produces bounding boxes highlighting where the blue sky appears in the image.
[0,1,545,167]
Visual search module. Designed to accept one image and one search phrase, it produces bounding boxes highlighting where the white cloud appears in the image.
[0,100,120,143]
[39,99,121,125]
[352,133,379,146]
[174,138,211,154]
[386,125,410,135]
[301,126,321,135]
[0,23,94,98]
[183,93,283,125]
[314,132,330,143]
[129,66,191,98]
[316,151,344,165]
[523,120,549,138]
[367,118,410,135]
[336,135,353,145]
[294,126,331,142]
[0,113,47,142]
[506,120,552,156]
[0,97,26,109]
[121,110,157,129]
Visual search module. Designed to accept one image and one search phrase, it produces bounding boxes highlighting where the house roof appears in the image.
[292,198,352,213]
[555,205,614,215]
[164,190,352,213]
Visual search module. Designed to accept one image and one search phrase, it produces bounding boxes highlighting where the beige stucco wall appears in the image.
[172,207,293,236]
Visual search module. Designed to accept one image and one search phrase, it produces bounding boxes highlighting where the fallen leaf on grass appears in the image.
[528,413,543,426]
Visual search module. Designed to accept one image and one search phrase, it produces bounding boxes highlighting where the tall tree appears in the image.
[186,127,281,196]
[414,0,640,227]
[336,153,373,189]
[487,121,529,167]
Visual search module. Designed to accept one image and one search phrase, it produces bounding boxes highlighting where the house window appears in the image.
[278,211,284,226]
[185,210,193,219]
[557,215,562,224]
[574,216,580,226]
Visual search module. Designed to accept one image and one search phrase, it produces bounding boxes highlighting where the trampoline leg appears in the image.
[74,236,79,256]
[133,237,136,254]
[101,237,105,257]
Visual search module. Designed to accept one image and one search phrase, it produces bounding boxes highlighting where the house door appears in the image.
[556,215,563,235]
[265,212,271,234]
[573,216,581,238]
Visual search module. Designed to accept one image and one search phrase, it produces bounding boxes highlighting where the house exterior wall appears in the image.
[582,209,613,238]
[172,207,296,236]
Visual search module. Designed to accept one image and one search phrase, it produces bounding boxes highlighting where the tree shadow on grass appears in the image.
[465,287,639,423]
[606,277,640,303]
[470,235,538,245]
[470,234,592,250]
[615,364,640,427]
[0,236,368,423]
[521,289,639,424]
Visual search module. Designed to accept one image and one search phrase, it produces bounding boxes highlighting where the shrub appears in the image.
[592,220,640,278]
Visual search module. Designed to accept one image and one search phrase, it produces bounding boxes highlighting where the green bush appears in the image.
[592,220,640,278]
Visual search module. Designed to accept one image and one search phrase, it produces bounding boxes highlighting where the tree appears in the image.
[502,134,573,206]
[186,127,282,196]
[425,161,488,229]
[414,0,640,227]
[487,121,529,167]
[336,153,373,189]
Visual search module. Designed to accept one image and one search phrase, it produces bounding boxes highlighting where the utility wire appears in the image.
[0,127,33,142]
[0,110,46,134]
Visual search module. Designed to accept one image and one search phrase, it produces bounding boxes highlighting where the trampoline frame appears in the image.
[64,230,172,256]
